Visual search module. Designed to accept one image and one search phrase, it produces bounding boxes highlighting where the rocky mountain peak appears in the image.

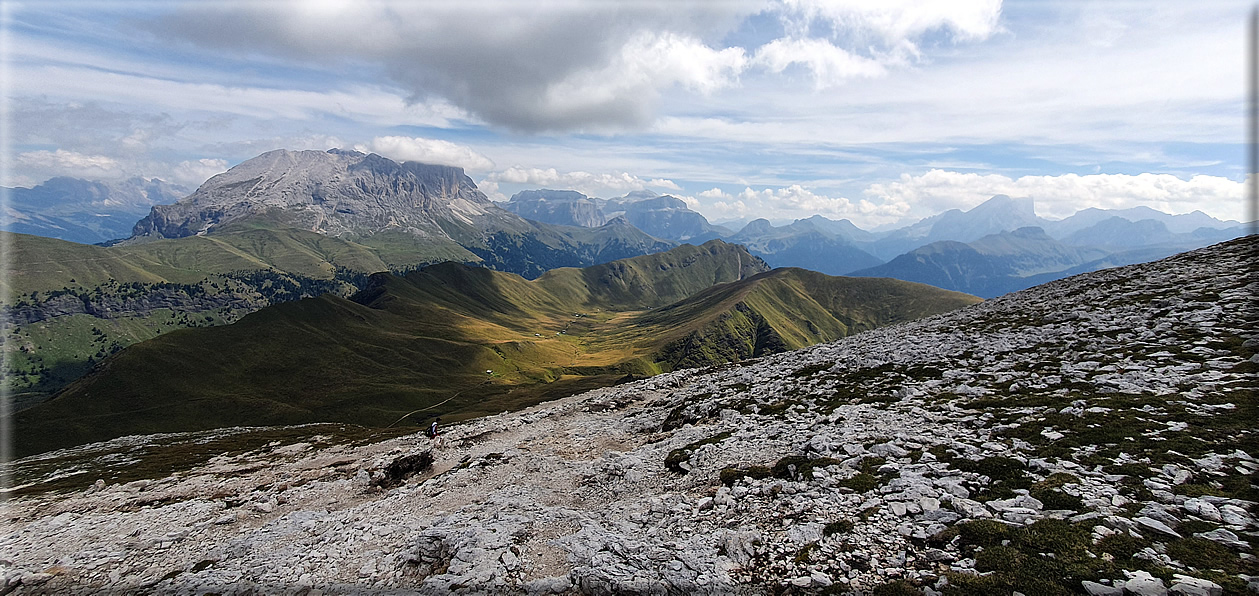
[503,189,606,227]
[969,194,1035,218]
[130,149,499,241]
[624,195,689,212]
[737,218,774,236]
[621,189,659,201]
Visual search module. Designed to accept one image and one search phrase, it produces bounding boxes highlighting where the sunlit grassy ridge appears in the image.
[15,241,978,456]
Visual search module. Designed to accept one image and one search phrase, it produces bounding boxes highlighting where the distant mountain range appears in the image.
[499,190,1248,292]
[504,189,730,242]
[12,159,1246,294]
[4,149,1250,405]
[502,189,607,227]
[850,227,1111,298]
[2,176,188,244]
[846,198,1248,298]
[14,241,977,455]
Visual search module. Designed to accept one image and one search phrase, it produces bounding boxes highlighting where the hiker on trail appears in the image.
[428,418,440,438]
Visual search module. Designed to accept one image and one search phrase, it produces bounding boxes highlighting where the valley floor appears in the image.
[1,237,1256,595]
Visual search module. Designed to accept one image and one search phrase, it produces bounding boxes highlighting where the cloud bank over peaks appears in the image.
[355,136,495,171]
[172,158,230,188]
[479,167,682,202]
[864,169,1247,222]
[696,184,907,225]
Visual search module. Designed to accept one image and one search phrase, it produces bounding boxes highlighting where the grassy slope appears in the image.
[3,228,419,299]
[2,218,675,407]
[16,243,979,456]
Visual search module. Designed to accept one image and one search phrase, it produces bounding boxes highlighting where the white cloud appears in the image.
[477,179,506,202]
[753,0,1003,87]
[738,185,854,213]
[698,187,732,200]
[614,32,747,95]
[777,0,1004,46]
[710,200,753,219]
[528,31,748,131]
[150,3,756,132]
[694,183,909,226]
[675,194,703,210]
[753,38,886,87]
[172,158,230,188]
[485,167,681,198]
[355,136,495,171]
[17,149,124,179]
[144,1,1004,132]
[864,169,1248,222]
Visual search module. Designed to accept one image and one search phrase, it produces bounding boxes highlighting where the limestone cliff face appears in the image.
[131,149,513,240]
[503,189,608,228]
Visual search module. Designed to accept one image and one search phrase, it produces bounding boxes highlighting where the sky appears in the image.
[3,0,1253,228]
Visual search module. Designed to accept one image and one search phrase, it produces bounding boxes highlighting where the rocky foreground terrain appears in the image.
[2,236,1256,595]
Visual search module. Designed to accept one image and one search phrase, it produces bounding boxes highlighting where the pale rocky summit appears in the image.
[3,237,1256,594]
[503,190,607,228]
[131,149,515,241]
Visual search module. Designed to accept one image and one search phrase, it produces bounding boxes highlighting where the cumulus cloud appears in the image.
[675,194,703,210]
[698,187,732,200]
[864,169,1247,222]
[477,179,506,202]
[355,136,495,171]
[484,167,681,198]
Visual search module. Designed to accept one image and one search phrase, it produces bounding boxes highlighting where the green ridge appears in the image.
[15,241,979,456]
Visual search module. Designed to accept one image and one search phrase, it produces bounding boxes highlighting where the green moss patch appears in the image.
[719,464,772,486]
[950,456,1032,501]
[953,518,1110,594]
[770,455,844,481]
[1165,537,1245,574]
[871,580,923,596]
[836,472,878,493]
